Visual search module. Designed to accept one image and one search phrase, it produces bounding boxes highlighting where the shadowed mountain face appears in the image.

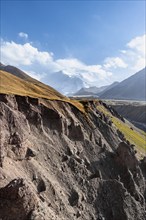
[100,68,146,101]
[0,66,146,220]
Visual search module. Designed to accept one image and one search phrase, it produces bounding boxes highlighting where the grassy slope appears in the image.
[97,104,146,156]
[0,70,85,112]
[0,70,66,100]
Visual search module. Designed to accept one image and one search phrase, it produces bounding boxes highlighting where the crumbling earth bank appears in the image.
[0,94,145,220]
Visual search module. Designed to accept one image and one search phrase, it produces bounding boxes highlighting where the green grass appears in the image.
[112,117,146,152]
[96,101,146,155]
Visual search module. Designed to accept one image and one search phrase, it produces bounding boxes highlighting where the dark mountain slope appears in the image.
[100,68,146,101]
[98,81,119,96]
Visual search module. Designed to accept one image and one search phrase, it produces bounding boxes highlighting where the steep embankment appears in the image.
[110,103,146,131]
[0,93,146,220]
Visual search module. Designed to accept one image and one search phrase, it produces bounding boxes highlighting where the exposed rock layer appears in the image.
[0,94,145,220]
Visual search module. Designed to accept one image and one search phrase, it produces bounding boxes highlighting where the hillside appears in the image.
[107,100,146,131]
[0,63,36,82]
[0,70,66,100]
[100,68,146,101]
[0,68,146,220]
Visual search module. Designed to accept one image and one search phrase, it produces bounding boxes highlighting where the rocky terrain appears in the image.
[0,92,146,220]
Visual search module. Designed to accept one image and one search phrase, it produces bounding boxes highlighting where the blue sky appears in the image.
[1,0,146,87]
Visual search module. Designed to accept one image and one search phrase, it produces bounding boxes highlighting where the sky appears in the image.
[1,0,146,87]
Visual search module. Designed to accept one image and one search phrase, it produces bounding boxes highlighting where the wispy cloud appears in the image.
[18,32,28,40]
[103,34,145,80]
[1,34,145,87]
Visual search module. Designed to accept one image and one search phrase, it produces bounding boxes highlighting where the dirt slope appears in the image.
[0,93,146,220]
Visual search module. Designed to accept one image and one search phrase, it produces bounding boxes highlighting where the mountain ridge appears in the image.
[100,68,146,101]
[74,82,119,97]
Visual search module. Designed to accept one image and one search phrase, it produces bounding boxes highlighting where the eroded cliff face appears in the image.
[0,94,146,220]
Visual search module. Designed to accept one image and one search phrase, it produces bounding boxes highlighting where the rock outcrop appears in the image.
[0,94,145,220]
[0,178,38,220]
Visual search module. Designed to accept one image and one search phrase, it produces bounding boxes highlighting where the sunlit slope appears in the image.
[0,70,66,100]
[97,103,146,155]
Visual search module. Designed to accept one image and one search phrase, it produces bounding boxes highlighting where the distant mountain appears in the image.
[74,85,108,96]
[0,63,85,95]
[100,68,146,101]
[41,71,86,95]
[98,81,119,96]
[73,82,119,97]
[0,62,5,67]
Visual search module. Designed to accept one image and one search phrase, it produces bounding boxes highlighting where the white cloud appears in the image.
[1,33,146,89]
[56,58,111,85]
[1,40,58,70]
[1,39,111,86]
[103,34,145,79]
[18,32,28,39]
[104,57,127,69]
[127,34,145,55]
[125,34,146,72]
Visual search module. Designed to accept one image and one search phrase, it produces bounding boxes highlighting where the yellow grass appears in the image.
[0,70,85,112]
[0,70,66,100]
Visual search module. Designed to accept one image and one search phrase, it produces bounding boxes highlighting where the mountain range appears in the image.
[0,63,86,95]
[74,82,119,97]
[73,68,146,101]
[41,71,86,95]
[0,63,145,101]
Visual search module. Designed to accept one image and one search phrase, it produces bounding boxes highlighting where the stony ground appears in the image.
[0,94,146,220]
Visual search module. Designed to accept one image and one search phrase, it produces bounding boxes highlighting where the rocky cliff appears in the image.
[0,94,146,220]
